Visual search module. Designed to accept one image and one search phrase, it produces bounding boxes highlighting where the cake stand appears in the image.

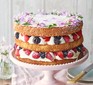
[10,49,89,85]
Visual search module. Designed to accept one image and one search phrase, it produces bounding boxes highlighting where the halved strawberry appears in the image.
[24,49,31,55]
[24,35,30,42]
[15,49,20,56]
[76,30,82,36]
[42,37,50,42]
[72,48,77,53]
[32,52,40,59]
[46,53,54,61]
[53,52,57,56]
[57,52,64,59]
[67,52,74,58]
[63,36,70,43]
[72,33,78,40]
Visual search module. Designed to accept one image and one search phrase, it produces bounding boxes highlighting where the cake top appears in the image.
[14,11,83,28]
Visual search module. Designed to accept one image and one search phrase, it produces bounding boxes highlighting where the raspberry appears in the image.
[68,52,74,58]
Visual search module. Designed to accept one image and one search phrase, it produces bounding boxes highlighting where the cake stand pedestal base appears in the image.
[35,70,65,85]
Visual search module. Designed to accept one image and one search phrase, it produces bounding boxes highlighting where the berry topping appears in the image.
[43,37,50,42]
[63,36,70,43]
[53,52,57,56]
[72,33,78,40]
[54,36,61,39]
[24,35,30,42]
[39,52,46,58]
[24,49,31,55]
[19,47,22,50]
[67,51,74,58]
[63,51,68,57]
[46,53,54,61]
[76,45,82,52]
[15,32,19,39]
[77,30,82,36]
[72,48,77,52]
[33,36,41,44]
[32,52,40,59]
[54,38,60,44]
[57,52,64,59]
[15,49,20,56]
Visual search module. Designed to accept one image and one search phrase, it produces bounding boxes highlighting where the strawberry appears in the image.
[24,35,30,42]
[63,36,70,42]
[53,52,57,56]
[43,37,50,42]
[46,53,54,61]
[32,52,40,59]
[67,52,74,58]
[72,48,77,53]
[82,46,86,52]
[77,30,82,36]
[15,49,20,56]
[24,49,31,55]
[72,33,78,40]
[57,52,64,59]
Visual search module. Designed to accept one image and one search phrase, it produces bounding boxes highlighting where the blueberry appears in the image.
[77,45,82,52]
[15,32,19,39]
[33,36,41,44]
[39,52,45,58]
[63,51,68,57]
[19,47,22,50]
[54,38,60,44]
[54,36,61,39]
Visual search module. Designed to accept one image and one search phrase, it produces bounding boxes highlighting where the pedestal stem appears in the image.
[35,70,65,85]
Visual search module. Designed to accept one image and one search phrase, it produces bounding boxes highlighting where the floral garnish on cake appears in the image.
[14,11,83,28]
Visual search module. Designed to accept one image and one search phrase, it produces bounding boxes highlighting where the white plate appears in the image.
[67,60,93,83]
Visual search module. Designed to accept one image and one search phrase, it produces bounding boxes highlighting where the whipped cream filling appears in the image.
[17,33,80,45]
[18,49,80,62]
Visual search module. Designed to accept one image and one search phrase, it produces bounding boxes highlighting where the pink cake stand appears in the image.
[10,49,88,85]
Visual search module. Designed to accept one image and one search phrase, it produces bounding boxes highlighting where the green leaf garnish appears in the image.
[48,25,53,28]
[53,23,57,26]
[78,15,83,19]
[48,23,57,28]
[15,20,20,24]
[23,22,30,25]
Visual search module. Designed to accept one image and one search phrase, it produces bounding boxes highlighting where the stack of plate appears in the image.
[67,60,93,84]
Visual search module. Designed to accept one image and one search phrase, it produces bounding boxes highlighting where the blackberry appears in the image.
[54,36,61,39]
[19,47,22,50]
[33,36,41,44]
[63,51,68,57]
[15,32,19,39]
[77,45,83,52]
[39,52,46,59]
[54,38,60,44]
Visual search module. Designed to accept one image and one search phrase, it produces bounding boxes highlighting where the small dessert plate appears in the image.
[67,60,93,83]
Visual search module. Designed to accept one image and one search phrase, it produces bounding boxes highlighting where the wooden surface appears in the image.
[0,79,11,85]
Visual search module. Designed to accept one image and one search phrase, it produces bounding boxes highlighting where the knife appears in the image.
[67,63,93,84]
